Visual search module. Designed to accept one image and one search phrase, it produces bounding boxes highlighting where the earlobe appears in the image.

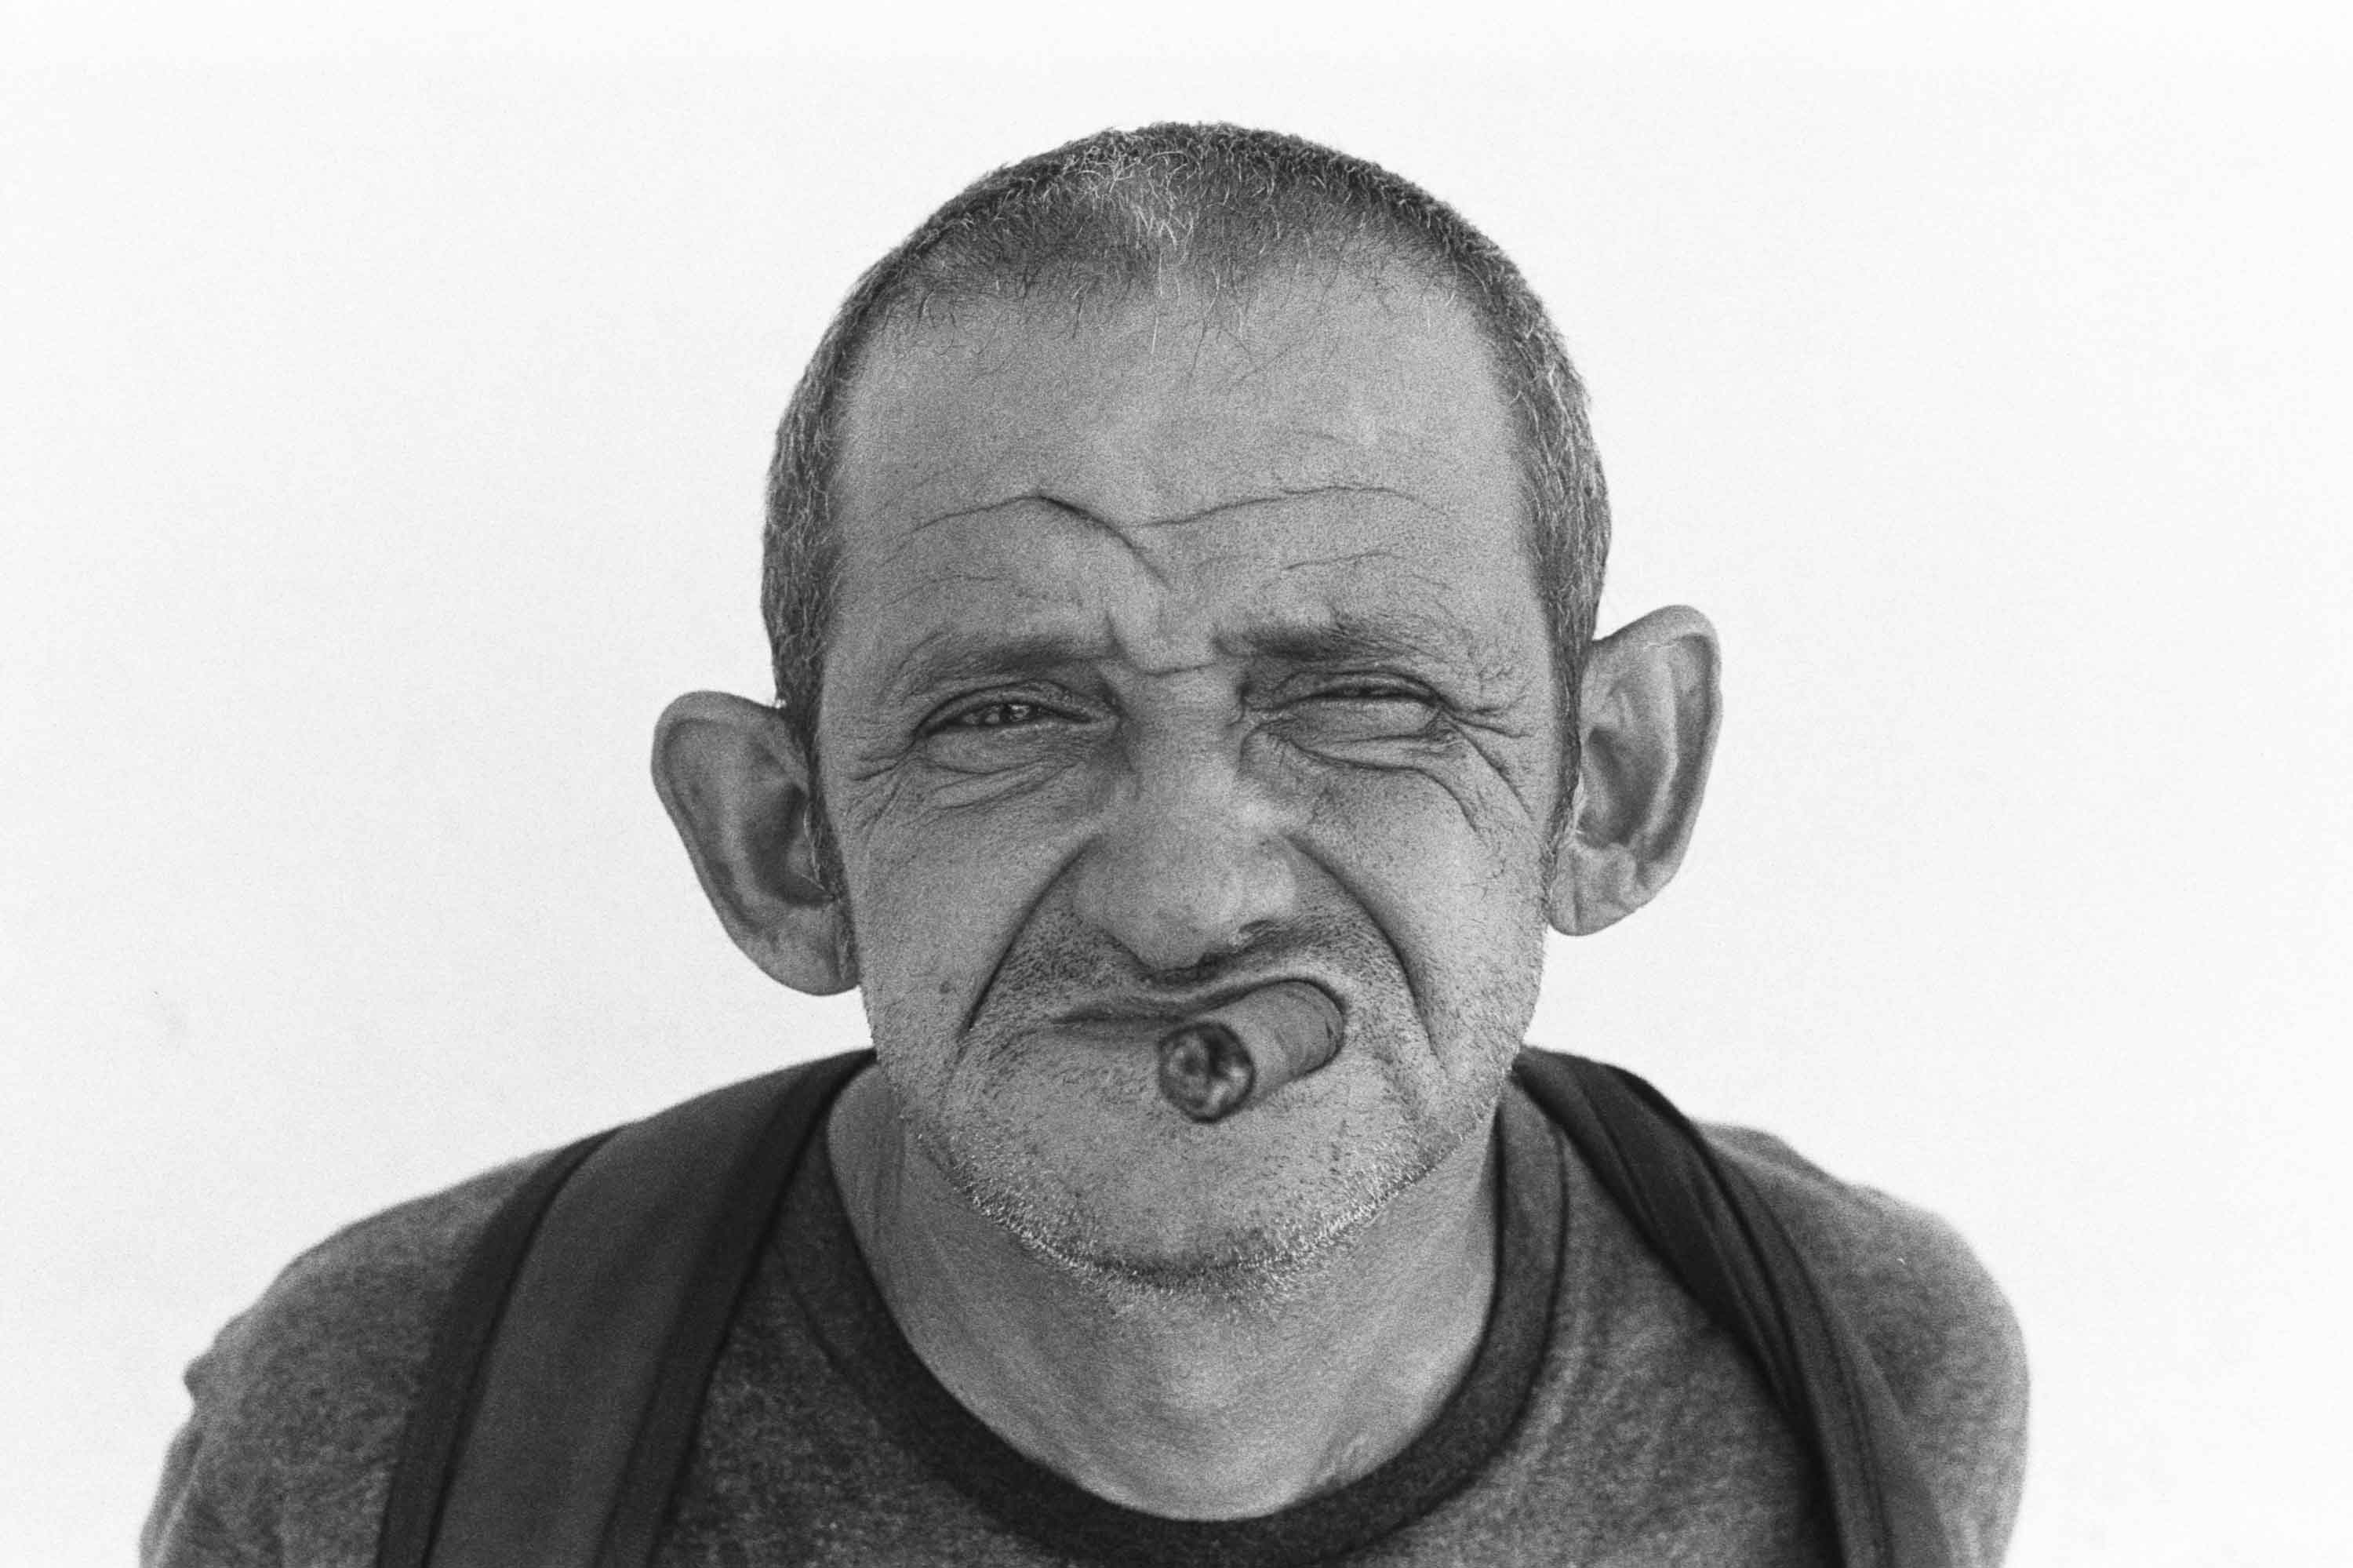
[651,691,857,995]
[1547,606,1722,937]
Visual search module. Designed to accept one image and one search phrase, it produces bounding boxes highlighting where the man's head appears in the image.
[654,125,1718,1294]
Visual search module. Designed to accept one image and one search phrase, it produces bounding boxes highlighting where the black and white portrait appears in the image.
[5,9,2346,1566]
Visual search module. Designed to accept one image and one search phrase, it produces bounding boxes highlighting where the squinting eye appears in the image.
[948,700,1044,729]
[922,695,1086,773]
[1307,682,1431,709]
[1280,682,1446,746]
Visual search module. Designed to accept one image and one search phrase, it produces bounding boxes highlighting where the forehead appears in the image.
[824,270,1537,683]
[838,268,1520,542]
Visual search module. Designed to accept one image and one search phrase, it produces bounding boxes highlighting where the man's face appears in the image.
[818,267,1563,1289]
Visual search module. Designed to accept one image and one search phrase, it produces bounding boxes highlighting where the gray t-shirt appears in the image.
[144,1078,2029,1566]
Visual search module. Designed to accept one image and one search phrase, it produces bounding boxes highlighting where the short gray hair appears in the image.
[762,122,1609,773]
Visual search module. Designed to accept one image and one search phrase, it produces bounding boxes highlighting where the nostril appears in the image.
[1142,953,1237,993]
[1148,959,1219,989]
[1134,917,1282,989]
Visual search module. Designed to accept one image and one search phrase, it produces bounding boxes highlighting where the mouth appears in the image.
[1053,976,1345,1029]
[1046,980,1347,1123]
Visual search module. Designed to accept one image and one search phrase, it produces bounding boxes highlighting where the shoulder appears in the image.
[144,1155,545,1566]
[1703,1123,2032,1566]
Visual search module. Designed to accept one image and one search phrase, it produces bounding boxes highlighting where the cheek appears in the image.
[1300,765,1551,1050]
[834,777,1093,1034]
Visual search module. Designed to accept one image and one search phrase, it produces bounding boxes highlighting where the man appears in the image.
[147,124,2029,1566]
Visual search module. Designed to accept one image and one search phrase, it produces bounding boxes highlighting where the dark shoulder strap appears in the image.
[1513,1050,1955,1568]
[378,1050,872,1568]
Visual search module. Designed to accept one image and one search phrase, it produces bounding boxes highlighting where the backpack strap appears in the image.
[383,1047,1952,1568]
[377,1050,870,1568]
[1513,1050,1956,1568]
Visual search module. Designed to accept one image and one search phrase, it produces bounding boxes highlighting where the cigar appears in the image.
[1155,980,1343,1123]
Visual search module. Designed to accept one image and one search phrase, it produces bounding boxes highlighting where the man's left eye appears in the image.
[1297,676,1439,710]
[1284,683,1444,743]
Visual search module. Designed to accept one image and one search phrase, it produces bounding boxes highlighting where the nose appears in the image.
[1065,731,1301,975]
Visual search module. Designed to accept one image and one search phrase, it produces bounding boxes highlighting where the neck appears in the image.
[826,1067,1500,1520]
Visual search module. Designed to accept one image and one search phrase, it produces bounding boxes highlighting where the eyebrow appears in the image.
[882,628,1115,705]
[1239,612,1528,705]
[1235,613,1464,668]
[880,609,1511,708]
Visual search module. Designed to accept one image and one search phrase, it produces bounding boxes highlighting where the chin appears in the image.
[911,1056,1480,1307]
[977,1168,1404,1310]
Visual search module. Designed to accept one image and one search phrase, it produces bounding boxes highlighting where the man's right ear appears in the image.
[651,691,857,995]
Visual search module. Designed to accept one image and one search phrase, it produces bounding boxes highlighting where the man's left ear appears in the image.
[1546,606,1722,937]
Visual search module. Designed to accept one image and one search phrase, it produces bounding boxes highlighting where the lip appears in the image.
[1053,977,1346,1031]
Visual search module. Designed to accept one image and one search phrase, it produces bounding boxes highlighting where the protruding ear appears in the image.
[652,691,856,995]
[1547,606,1722,936]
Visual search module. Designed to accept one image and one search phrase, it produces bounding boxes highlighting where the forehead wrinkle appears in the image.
[906,482,1449,540]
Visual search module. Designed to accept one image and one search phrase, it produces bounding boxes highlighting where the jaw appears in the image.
[889,1024,1506,1310]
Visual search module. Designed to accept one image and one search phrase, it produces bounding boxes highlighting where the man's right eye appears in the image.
[919,695,1089,773]
[942,700,1047,729]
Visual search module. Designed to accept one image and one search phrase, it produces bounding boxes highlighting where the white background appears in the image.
[5,5,2348,1563]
